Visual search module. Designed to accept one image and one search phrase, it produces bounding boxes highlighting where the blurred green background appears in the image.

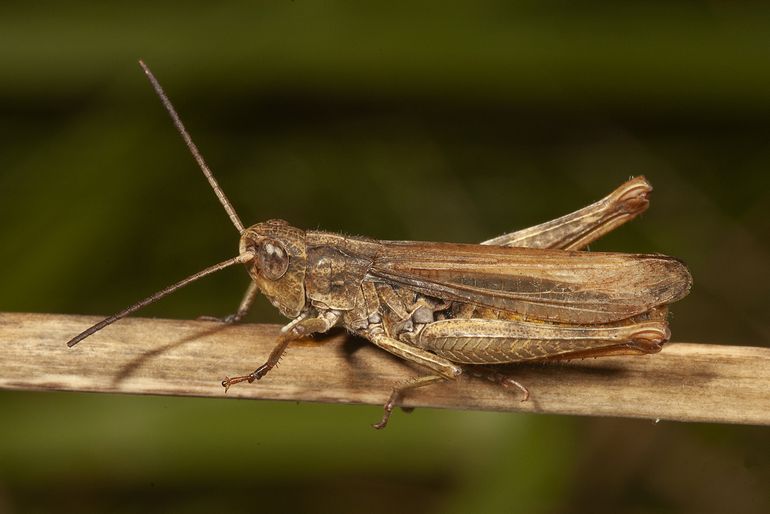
[1,2,768,513]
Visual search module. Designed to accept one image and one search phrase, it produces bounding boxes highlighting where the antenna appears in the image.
[138,60,245,234]
[67,62,257,348]
[66,251,255,347]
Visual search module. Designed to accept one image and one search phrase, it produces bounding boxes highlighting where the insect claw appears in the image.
[372,411,391,430]
[221,373,256,391]
[197,313,240,324]
[501,377,530,402]
[372,394,398,429]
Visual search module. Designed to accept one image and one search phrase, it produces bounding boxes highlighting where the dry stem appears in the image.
[1,312,768,425]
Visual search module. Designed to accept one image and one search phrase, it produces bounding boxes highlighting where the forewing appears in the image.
[368,241,691,324]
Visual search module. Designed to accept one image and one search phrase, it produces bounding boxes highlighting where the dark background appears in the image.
[1,2,768,513]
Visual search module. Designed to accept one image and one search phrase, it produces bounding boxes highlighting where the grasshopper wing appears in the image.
[367,242,692,324]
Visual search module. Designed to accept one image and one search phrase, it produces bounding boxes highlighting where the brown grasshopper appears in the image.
[67,62,693,428]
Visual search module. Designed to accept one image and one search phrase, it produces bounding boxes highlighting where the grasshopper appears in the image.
[67,62,692,428]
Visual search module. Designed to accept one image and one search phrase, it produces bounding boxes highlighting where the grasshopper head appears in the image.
[239,219,307,318]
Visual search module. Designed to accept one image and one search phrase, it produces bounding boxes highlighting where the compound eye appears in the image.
[257,239,289,280]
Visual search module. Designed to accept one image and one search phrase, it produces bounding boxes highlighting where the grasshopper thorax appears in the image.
[239,219,308,318]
